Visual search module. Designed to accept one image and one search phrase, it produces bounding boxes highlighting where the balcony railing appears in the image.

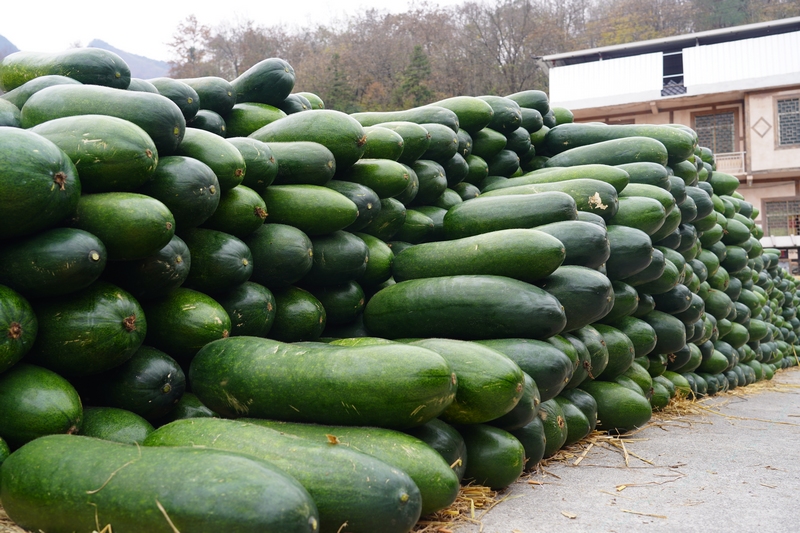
[661,79,687,97]
[714,151,746,175]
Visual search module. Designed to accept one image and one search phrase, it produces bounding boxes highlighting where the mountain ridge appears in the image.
[0,35,171,80]
[87,39,170,79]
[0,34,19,58]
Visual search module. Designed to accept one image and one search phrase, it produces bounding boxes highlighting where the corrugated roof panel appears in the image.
[684,32,800,86]
[550,52,663,103]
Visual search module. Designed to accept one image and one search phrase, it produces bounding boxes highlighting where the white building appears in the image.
[543,17,800,243]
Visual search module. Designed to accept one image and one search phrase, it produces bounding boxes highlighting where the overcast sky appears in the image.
[1,1,468,63]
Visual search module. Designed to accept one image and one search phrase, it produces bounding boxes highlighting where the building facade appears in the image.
[543,17,800,242]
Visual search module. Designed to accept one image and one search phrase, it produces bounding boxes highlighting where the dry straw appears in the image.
[0,507,25,533]
[409,367,799,532]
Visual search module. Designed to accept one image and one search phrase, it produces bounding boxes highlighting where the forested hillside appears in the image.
[165,0,800,111]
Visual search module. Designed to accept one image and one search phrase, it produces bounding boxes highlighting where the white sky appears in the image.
[1,1,469,63]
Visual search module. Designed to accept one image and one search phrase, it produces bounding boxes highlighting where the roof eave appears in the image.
[543,16,800,63]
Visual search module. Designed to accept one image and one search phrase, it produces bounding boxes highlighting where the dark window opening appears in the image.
[662,51,686,96]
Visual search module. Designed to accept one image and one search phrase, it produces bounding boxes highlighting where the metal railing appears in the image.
[713,151,746,175]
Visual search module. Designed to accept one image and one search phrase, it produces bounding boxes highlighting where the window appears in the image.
[694,112,735,154]
[777,98,800,146]
[661,51,685,97]
[764,198,800,236]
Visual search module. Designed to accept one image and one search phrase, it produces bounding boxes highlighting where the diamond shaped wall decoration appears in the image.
[753,117,772,138]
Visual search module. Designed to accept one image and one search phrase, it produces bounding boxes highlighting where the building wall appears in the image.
[684,32,800,93]
[737,181,796,227]
[747,88,800,174]
[546,21,800,237]
[671,109,693,127]
[549,53,663,108]
[668,103,744,153]
[582,102,748,154]
[636,112,671,125]
[549,32,800,110]
[572,95,800,235]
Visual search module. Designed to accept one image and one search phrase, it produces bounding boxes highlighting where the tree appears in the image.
[692,0,750,31]
[168,15,291,80]
[751,0,800,21]
[165,0,800,112]
[395,45,433,107]
[586,0,693,47]
[456,0,556,95]
[338,9,424,109]
[324,53,359,113]
[168,15,212,78]
[204,17,280,79]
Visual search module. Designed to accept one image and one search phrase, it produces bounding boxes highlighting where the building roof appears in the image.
[543,16,800,65]
[761,235,800,249]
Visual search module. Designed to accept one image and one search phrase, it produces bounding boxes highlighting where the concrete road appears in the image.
[454,367,800,533]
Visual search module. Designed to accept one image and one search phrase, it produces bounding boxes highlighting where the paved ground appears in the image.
[455,367,800,533]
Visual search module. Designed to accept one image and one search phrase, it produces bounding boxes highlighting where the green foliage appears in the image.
[693,0,750,31]
[323,53,360,114]
[395,45,433,108]
[587,0,694,46]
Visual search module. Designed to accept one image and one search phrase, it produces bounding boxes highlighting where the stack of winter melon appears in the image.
[1,47,797,533]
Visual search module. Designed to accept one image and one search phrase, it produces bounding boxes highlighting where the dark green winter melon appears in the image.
[27,281,146,377]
